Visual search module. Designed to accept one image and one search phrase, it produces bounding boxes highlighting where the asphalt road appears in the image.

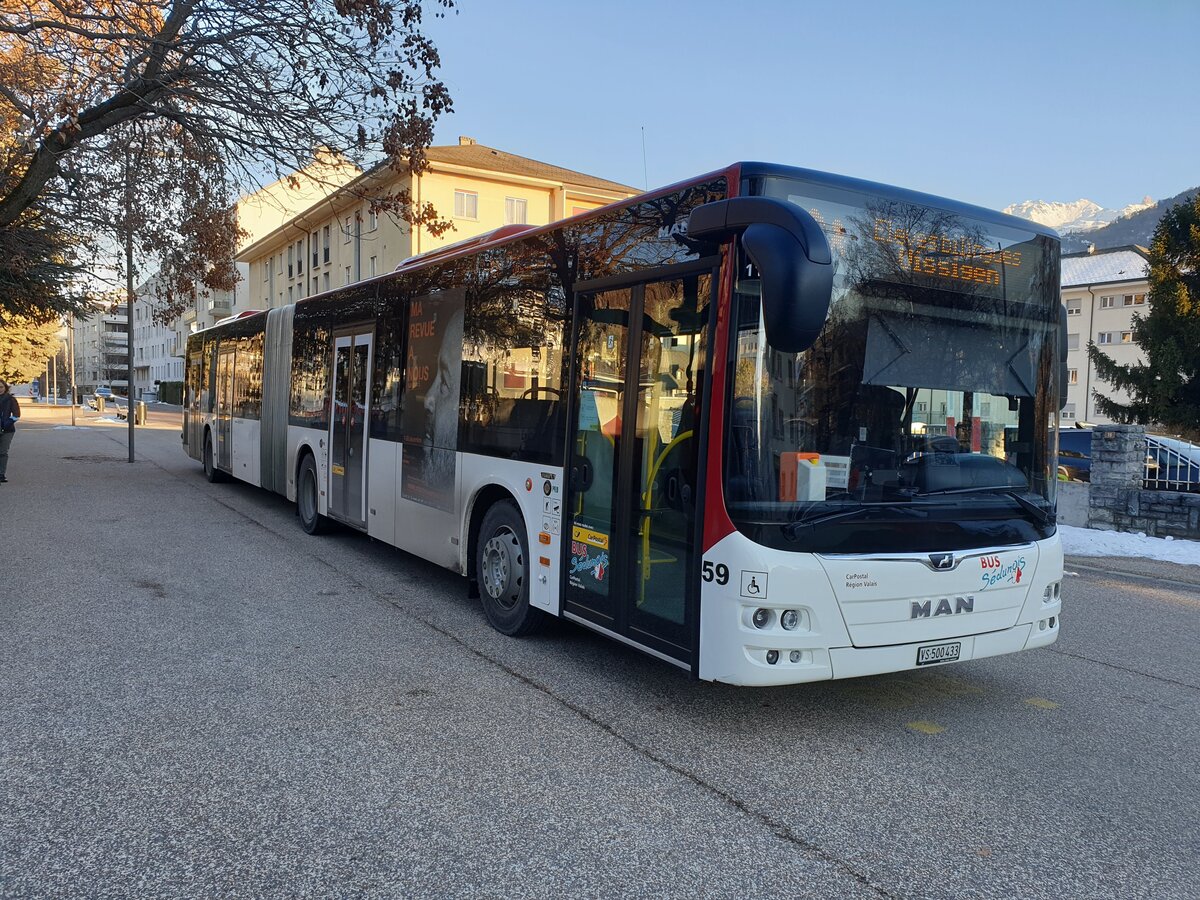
[2,406,1198,898]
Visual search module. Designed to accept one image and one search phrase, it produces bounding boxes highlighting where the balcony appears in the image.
[182,307,197,323]
[207,297,231,314]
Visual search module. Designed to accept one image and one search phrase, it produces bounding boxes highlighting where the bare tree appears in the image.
[0,0,456,316]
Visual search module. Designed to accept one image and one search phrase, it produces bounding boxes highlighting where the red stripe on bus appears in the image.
[702,165,740,553]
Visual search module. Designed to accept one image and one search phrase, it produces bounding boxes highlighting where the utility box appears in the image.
[135,401,147,425]
[779,452,827,501]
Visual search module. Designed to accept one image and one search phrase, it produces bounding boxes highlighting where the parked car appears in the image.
[1056,427,1200,490]
[1057,428,1093,482]
[94,386,114,402]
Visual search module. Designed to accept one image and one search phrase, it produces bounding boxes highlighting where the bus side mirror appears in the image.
[1058,305,1069,410]
[687,197,834,352]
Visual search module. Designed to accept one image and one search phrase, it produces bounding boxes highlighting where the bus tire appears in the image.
[203,430,225,483]
[476,501,544,636]
[297,452,330,535]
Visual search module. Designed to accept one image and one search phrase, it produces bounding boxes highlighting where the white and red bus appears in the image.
[184,163,1065,685]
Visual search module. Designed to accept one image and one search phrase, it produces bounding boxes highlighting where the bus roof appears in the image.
[736,162,1060,241]
[283,160,1057,311]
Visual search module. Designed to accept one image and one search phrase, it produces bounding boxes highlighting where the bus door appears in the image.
[328,329,373,526]
[186,347,203,455]
[564,268,713,664]
[216,345,235,471]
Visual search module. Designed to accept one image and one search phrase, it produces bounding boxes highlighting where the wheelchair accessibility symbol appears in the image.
[740,570,768,599]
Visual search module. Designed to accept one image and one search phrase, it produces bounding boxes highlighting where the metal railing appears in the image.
[1144,441,1200,492]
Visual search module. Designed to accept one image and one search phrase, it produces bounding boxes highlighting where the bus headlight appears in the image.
[766,649,779,665]
[780,609,799,630]
[752,608,771,629]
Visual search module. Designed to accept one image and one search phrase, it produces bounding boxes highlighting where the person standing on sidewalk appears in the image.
[0,379,20,483]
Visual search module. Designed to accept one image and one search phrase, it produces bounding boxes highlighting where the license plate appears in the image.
[916,641,961,666]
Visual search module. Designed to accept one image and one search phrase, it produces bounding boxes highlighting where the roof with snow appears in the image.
[1061,246,1149,288]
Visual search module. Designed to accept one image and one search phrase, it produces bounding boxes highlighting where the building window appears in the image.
[1062,402,1076,420]
[504,197,527,225]
[296,240,304,275]
[312,276,319,296]
[288,286,293,303]
[312,231,319,268]
[1068,333,1080,351]
[1065,298,1081,316]
[1121,331,1133,343]
[322,225,330,263]
[1100,295,1115,308]
[343,216,353,243]
[1068,368,1078,384]
[287,244,294,278]
[323,272,330,291]
[368,208,378,231]
[1098,332,1114,344]
[344,265,351,285]
[454,190,478,219]
[1133,293,1146,305]
[369,256,377,277]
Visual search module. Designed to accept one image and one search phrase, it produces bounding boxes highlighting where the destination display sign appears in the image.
[764,178,1050,303]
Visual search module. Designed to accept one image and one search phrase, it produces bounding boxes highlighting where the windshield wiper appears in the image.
[782,503,927,540]
[916,486,1054,525]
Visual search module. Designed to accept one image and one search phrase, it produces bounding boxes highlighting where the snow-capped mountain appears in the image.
[1003,196,1155,233]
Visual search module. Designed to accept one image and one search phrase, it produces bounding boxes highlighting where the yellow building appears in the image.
[234,137,638,313]
[174,149,362,346]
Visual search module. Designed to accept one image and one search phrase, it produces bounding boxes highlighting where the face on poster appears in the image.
[402,288,465,511]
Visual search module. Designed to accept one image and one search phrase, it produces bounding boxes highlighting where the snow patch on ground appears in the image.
[1059,524,1200,567]
[52,425,85,430]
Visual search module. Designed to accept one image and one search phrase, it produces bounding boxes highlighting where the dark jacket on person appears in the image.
[0,393,19,433]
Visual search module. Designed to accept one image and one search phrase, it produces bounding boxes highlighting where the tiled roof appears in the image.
[424,142,637,194]
[1061,247,1149,287]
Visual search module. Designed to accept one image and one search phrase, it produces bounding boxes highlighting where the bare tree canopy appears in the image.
[0,0,457,317]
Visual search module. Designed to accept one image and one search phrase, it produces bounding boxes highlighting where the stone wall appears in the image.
[1083,424,1200,538]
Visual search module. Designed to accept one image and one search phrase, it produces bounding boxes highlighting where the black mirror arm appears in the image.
[686,197,835,353]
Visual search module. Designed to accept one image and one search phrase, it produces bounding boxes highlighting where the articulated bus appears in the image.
[184,162,1065,685]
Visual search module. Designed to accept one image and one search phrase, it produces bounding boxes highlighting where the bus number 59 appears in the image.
[702,560,729,585]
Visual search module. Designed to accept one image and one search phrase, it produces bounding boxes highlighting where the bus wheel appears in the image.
[203,431,224,483]
[297,453,330,535]
[476,501,544,636]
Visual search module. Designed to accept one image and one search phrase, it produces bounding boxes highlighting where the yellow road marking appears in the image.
[906,720,946,735]
[1024,697,1060,710]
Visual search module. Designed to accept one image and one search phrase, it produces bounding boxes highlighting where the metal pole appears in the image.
[51,350,57,406]
[125,152,135,463]
[69,314,76,426]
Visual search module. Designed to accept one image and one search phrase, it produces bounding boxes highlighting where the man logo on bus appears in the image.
[928,552,957,570]
[911,596,975,618]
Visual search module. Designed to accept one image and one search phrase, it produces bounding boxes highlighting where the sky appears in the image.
[421,0,1199,212]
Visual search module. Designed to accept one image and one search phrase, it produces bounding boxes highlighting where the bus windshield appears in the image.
[725,175,1061,554]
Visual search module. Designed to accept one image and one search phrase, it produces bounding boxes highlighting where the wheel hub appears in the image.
[481,527,524,609]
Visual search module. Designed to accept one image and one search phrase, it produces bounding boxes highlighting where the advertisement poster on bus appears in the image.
[401,288,465,512]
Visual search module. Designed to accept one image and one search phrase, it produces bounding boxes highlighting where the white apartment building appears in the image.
[72,297,130,396]
[132,275,183,399]
[1060,245,1151,424]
